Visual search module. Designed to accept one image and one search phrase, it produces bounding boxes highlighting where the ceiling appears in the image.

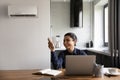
[51,0,108,6]
[51,0,94,2]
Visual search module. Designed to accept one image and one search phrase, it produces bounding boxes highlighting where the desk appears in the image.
[0,69,120,80]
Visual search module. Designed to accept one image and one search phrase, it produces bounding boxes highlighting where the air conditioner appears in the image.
[8,5,38,17]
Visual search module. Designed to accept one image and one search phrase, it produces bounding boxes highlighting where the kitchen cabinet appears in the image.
[85,50,112,67]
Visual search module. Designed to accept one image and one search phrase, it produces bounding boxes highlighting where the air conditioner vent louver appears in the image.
[10,14,36,17]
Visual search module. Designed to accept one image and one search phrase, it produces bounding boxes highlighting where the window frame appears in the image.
[103,4,108,47]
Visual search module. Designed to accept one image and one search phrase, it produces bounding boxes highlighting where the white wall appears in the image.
[0,0,50,70]
[51,2,92,48]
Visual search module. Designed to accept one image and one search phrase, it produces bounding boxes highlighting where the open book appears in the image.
[37,69,62,76]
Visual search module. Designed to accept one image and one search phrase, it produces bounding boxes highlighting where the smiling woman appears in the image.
[48,32,86,69]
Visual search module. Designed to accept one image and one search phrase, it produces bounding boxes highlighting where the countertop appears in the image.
[86,47,110,56]
[55,47,110,56]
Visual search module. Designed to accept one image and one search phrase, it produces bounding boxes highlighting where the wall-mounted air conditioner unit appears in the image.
[8,5,38,17]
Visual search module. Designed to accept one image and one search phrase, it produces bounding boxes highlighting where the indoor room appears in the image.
[0,0,120,80]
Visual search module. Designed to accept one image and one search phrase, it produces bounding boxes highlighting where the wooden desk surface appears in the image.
[0,69,120,80]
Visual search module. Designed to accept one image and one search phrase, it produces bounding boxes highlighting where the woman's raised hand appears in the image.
[48,38,55,52]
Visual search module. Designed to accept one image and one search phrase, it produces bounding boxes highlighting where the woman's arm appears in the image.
[48,38,63,69]
[51,51,63,69]
[48,38,55,52]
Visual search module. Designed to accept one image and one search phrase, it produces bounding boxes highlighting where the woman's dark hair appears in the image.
[64,32,77,41]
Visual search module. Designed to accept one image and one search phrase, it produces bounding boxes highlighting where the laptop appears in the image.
[65,55,96,76]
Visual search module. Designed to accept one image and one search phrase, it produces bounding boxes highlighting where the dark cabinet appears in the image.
[85,50,112,67]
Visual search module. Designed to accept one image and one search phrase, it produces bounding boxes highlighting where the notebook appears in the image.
[65,55,96,76]
[35,69,62,76]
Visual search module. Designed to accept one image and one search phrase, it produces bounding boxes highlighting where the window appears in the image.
[104,4,108,46]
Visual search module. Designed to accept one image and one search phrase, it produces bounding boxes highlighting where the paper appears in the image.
[37,69,62,76]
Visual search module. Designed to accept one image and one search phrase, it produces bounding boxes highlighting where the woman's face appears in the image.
[63,36,76,50]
